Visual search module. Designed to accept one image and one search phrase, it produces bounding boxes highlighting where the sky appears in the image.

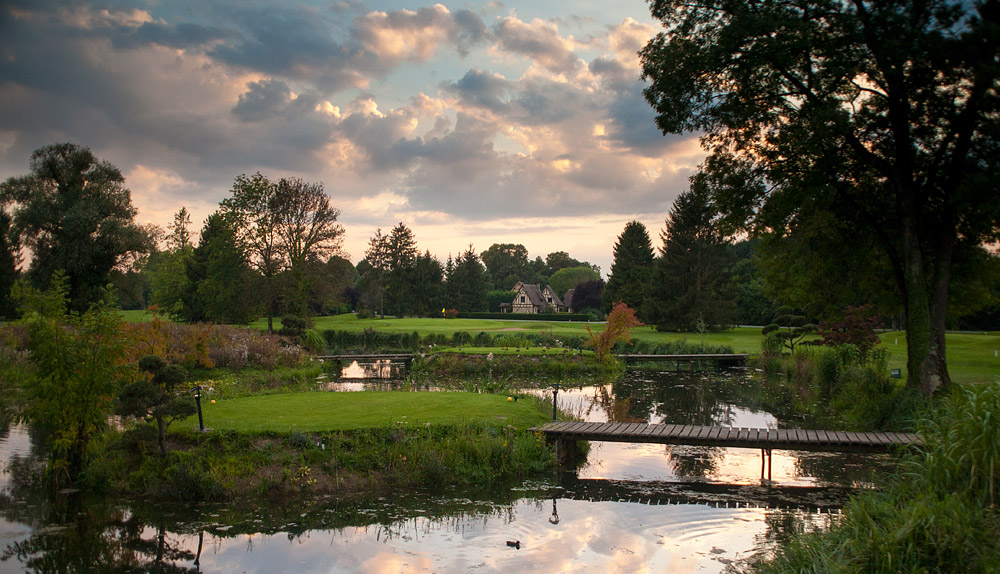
[0,0,706,276]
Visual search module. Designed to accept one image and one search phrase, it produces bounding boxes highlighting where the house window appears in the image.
[546,297,551,303]
[520,296,525,303]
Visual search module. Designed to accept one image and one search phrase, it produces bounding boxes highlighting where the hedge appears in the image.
[456,312,591,322]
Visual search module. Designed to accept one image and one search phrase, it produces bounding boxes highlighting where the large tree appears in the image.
[649,178,736,331]
[550,266,600,299]
[220,172,342,329]
[603,221,655,317]
[480,243,530,290]
[273,177,344,317]
[0,143,152,311]
[641,0,1000,394]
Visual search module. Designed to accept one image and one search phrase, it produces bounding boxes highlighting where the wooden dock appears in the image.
[530,421,922,478]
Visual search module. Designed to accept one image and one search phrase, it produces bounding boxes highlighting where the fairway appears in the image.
[183,391,550,433]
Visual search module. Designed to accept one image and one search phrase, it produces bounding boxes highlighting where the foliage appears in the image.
[762,307,816,353]
[181,212,261,324]
[486,289,516,312]
[480,243,530,290]
[220,172,343,329]
[0,207,20,320]
[602,221,654,317]
[568,279,604,318]
[649,177,736,331]
[818,305,883,356]
[117,356,196,456]
[0,143,153,311]
[549,266,599,299]
[640,0,1000,395]
[447,245,488,312]
[585,302,643,364]
[15,274,134,486]
[755,383,1000,573]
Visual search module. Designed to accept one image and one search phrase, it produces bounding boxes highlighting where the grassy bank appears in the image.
[753,383,1000,573]
[69,391,565,502]
[179,391,549,432]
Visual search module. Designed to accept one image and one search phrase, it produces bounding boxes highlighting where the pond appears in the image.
[0,369,898,573]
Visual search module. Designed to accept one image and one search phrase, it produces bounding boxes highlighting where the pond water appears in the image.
[0,369,898,573]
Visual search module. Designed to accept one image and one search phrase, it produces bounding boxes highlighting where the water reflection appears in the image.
[1,488,834,574]
[0,369,903,573]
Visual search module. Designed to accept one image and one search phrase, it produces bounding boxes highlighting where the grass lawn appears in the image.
[880,331,999,385]
[182,391,549,433]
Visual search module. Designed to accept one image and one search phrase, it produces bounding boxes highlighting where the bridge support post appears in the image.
[760,448,772,483]
[556,438,578,466]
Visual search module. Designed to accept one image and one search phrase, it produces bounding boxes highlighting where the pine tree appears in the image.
[650,177,736,331]
[447,245,487,312]
[603,221,654,318]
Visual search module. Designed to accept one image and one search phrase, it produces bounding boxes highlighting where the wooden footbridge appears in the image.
[530,421,922,480]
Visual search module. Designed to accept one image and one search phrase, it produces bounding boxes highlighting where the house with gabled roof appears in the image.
[501,281,566,314]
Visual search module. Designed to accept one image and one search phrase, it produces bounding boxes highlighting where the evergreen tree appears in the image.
[384,222,419,316]
[410,250,445,317]
[650,177,736,331]
[447,245,487,312]
[603,221,655,317]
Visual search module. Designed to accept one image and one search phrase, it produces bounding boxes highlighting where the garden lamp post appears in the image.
[188,385,205,432]
[551,383,561,421]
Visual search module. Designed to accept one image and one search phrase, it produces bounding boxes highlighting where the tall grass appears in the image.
[754,383,1000,573]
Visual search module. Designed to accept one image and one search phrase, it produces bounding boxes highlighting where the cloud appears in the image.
[493,16,581,75]
[448,69,513,112]
[353,4,488,65]
[0,0,703,273]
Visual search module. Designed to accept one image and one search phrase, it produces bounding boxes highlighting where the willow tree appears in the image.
[641,1,1000,395]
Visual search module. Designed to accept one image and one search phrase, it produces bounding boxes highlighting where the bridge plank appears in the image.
[534,421,920,452]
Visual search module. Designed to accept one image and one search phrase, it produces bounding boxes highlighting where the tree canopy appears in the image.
[0,143,152,311]
[641,0,1000,394]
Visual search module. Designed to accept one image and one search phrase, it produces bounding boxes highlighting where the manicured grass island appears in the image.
[181,390,550,433]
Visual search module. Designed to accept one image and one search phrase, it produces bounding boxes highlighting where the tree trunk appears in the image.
[157,417,167,457]
[900,212,951,396]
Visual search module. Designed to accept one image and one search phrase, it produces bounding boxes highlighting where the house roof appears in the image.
[514,282,564,310]
[563,288,575,311]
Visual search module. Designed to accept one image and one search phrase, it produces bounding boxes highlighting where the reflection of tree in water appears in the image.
[1,488,532,572]
[793,451,893,487]
[612,371,749,427]
[1,495,197,573]
[593,385,644,423]
[665,445,724,478]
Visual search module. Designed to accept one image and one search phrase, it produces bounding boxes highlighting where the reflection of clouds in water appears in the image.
[170,498,769,573]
